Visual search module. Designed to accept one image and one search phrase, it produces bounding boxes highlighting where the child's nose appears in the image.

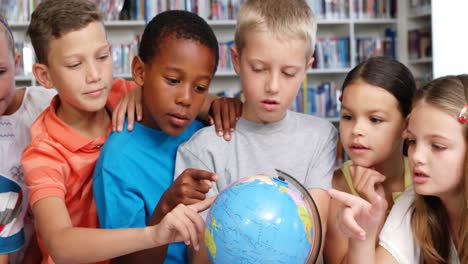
[351,121,366,136]
[265,72,280,94]
[410,144,426,165]
[175,85,192,106]
[86,62,101,83]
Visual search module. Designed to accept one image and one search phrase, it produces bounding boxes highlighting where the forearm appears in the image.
[113,199,170,264]
[45,227,156,264]
[346,238,376,264]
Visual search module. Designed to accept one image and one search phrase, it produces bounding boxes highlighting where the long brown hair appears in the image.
[410,75,468,263]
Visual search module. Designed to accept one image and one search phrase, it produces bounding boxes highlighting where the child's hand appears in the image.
[208,97,242,141]
[112,86,143,132]
[149,197,215,250]
[158,169,217,215]
[328,189,387,241]
[350,166,386,203]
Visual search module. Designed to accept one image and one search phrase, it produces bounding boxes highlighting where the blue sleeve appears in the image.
[93,153,147,229]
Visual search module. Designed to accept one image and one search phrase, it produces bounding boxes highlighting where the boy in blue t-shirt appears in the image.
[93,10,226,263]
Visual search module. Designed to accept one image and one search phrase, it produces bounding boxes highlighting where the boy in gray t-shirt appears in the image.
[174,0,337,261]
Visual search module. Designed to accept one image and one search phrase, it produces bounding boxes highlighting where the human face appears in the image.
[36,21,113,116]
[0,33,19,115]
[406,101,466,198]
[232,31,312,124]
[340,80,406,167]
[135,37,215,136]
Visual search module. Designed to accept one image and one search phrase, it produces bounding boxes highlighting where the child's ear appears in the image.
[306,56,315,70]
[132,56,145,87]
[231,45,241,75]
[32,63,54,88]
[13,52,21,75]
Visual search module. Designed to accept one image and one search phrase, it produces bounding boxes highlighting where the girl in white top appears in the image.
[329,74,468,264]
[0,15,56,264]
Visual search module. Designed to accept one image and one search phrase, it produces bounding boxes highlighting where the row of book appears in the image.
[408,28,431,60]
[308,0,397,20]
[111,42,138,76]
[2,0,245,22]
[3,0,401,23]
[355,28,396,64]
[291,81,341,119]
[218,41,235,73]
[313,37,351,69]
[143,0,246,20]
[308,0,349,20]
[351,0,397,19]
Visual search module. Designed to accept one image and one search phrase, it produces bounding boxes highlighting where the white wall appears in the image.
[432,0,468,78]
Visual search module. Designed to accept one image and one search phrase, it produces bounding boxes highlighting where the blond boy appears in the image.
[175,0,337,262]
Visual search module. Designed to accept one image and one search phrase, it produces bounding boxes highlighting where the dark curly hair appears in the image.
[139,10,219,75]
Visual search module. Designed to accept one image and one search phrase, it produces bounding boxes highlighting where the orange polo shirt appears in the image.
[21,78,136,264]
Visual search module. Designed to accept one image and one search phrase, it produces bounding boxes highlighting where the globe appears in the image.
[204,171,322,264]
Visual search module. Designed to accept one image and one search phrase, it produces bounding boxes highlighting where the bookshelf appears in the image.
[6,0,407,126]
[398,0,432,86]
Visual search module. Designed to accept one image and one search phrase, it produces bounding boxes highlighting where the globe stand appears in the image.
[275,169,322,264]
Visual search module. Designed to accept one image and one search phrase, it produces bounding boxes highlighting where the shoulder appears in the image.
[103,129,134,151]
[14,87,55,120]
[387,188,415,218]
[97,128,139,169]
[380,187,416,235]
[24,87,56,108]
[181,120,206,139]
[289,111,337,137]
[179,124,225,152]
[379,188,419,263]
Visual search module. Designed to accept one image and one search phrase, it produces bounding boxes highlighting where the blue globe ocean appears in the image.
[204,175,319,264]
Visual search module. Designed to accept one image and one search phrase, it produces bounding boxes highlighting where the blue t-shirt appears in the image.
[93,119,204,263]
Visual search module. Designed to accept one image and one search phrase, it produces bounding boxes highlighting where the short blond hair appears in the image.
[234,0,317,59]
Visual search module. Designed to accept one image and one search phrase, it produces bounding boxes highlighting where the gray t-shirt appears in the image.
[175,110,337,198]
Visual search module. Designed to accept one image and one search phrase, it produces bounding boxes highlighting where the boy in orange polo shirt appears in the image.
[20,0,238,263]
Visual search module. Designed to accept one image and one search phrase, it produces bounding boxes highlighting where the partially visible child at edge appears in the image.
[0,14,54,264]
[174,0,338,261]
[20,1,239,263]
[93,10,232,264]
[324,57,416,264]
[330,75,468,263]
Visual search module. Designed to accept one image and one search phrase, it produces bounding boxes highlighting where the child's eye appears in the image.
[252,68,264,73]
[97,54,109,61]
[406,138,416,145]
[194,85,207,93]
[66,63,81,69]
[283,72,296,78]
[370,117,383,123]
[341,114,352,121]
[0,69,6,75]
[166,77,180,85]
[432,144,446,151]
